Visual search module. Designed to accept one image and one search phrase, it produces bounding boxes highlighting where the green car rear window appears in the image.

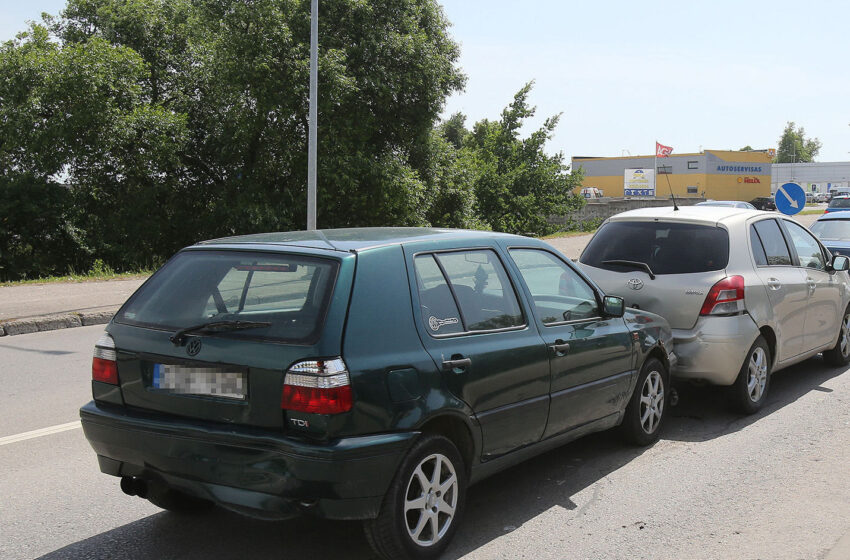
[580,221,730,274]
[116,250,338,343]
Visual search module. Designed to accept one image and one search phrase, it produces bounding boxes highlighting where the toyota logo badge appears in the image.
[627,278,644,290]
[186,338,202,356]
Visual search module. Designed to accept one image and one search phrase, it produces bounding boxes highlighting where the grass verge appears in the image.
[1,270,152,287]
[540,230,597,240]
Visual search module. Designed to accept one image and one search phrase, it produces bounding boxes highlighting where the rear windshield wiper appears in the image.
[170,320,272,345]
[601,260,656,280]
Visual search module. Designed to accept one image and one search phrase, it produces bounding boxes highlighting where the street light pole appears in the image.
[306,0,318,230]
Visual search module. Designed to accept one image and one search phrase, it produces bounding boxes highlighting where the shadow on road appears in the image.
[36,359,848,559]
[37,509,375,560]
[667,356,848,443]
[0,344,75,356]
[35,432,652,560]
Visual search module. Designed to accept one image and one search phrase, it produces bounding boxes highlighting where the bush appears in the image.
[0,175,89,281]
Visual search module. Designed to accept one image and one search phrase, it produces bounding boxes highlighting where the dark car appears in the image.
[81,228,675,559]
[824,196,850,214]
[810,212,850,257]
[749,196,776,211]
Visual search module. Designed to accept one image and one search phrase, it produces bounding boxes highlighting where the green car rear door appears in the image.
[405,245,551,459]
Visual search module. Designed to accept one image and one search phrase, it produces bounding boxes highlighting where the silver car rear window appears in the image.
[580,221,729,274]
[116,250,338,343]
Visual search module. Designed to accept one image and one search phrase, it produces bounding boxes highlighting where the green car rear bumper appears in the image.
[80,401,416,520]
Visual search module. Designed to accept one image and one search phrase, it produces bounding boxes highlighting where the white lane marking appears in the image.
[0,421,81,446]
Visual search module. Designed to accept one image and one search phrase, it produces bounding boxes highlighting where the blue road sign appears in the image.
[774,182,806,215]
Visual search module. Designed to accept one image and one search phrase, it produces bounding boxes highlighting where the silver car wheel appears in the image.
[747,347,769,403]
[639,370,664,434]
[404,452,458,547]
[840,314,850,358]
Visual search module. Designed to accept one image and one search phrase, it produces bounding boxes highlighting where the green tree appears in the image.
[2,0,465,278]
[775,122,821,163]
[464,83,584,236]
[52,0,465,237]
[421,124,482,229]
[0,24,188,279]
[0,174,86,280]
[739,145,753,151]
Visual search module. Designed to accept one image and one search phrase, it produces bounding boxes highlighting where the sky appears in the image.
[3,0,849,163]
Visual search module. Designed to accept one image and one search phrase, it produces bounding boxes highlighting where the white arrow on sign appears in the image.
[776,185,799,209]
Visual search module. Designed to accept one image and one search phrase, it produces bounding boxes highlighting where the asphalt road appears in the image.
[2,324,850,560]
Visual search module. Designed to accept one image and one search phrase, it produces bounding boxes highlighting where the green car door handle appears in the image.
[550,340,570,356]
[442,357,472,372]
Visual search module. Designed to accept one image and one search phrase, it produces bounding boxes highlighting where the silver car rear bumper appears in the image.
[671,314,761,386]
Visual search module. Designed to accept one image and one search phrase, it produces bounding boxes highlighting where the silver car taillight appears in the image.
[700,275,745,316]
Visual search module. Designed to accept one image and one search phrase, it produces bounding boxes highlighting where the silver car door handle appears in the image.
[767,278,782,290]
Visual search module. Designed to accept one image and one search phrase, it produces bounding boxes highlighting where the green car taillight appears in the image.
[281,358,352,414]
[92,332,118,385]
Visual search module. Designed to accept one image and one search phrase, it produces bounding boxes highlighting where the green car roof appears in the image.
[197,227,525,253]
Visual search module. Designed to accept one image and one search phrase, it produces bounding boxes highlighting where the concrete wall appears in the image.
[549,197,705,226]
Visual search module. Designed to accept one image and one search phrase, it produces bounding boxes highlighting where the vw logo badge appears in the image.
[627,278,644,291]
[186,338,202,356]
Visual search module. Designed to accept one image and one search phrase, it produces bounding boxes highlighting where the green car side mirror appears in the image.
[603,295,625,318]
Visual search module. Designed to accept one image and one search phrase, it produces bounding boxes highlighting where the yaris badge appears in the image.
[627,278,644,290]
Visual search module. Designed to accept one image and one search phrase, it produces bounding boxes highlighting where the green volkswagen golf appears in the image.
[81,228,675,559]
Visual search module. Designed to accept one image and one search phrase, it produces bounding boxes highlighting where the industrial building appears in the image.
[771,162,850,195]
[572,150,772,201]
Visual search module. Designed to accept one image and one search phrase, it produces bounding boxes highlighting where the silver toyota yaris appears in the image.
[578,205,850,414]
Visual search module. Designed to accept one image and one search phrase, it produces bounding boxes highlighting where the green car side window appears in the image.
[435,250,524,331]
[509,249,599,325]
[414,254,464,335]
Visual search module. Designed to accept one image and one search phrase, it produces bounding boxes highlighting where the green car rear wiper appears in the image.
[601,260,656,280]
[170,320,272,345]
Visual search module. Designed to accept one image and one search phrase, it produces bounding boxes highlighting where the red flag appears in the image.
[656,142,673,157]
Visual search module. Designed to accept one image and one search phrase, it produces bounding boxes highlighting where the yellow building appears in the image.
[572,150,772,201]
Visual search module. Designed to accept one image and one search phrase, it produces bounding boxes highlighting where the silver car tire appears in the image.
[823,306,850,367]
[731,336,771,415]
[364,434,466,560]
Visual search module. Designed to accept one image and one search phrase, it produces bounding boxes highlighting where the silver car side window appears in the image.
[749,224,769,266]
[752,220,793,266]
[784,221,826,271]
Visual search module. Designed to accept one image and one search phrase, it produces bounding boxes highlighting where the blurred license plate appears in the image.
[152,364,246,400]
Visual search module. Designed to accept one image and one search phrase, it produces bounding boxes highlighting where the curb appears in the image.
[0,309,116,336]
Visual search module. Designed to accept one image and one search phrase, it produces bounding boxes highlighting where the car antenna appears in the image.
[663,171,679,211]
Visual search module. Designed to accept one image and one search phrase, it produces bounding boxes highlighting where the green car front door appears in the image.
[506,247,634,439]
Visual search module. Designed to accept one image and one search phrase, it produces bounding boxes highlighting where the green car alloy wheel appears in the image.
[365,434,467,560]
